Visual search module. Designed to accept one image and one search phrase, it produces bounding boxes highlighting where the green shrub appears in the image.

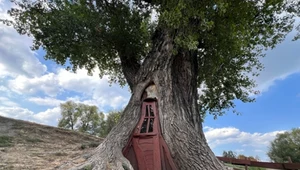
[80,144,87,150]
[83,164,93,170]
[80,142,99,150]
[54,152,68,156]
[88,142,99,148]
[0,136,13,147]
[25,137,43,143]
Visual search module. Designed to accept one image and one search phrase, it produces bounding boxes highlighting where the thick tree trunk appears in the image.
[71,30,226,170]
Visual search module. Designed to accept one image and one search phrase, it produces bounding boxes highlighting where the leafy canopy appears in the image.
[76,103,102,134]
[268,128,300,163]
[58,101,102,134]
[96,110,122,137]
[222,150,237,159]
[58,101,122,137]
[2,0,300,117]
[58,101,80,130]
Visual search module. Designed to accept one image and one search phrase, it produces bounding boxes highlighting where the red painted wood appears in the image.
[160,136,178,170]
[123,99,177,170]
[132,101,161,170]
[217,156,300,170]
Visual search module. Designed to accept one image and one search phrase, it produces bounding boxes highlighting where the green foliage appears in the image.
[248,167,265,170]
[268,128,300,163]
[223,150,236,159]
[58,101,102,135]
[97,110,122,138]
[87,142,99,148]
[80,142,99,150]
[225,163,265,170]
[76,104,101,134]
[25,137,43,143]
[2,0,300,118]
[0,136,13,147]
[225,153,264,170]
[58,101,121,137]
[2,0,152,86]
[58,101,80,130]
[83,164,93,170]
[122,163,130,170]
[54,152,68,156]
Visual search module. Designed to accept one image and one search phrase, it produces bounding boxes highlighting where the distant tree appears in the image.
[247,156,259,162]
[105,111,122,133]
[76,104,101,134]
[236,154,260,162]
[255,155,261,162]
[237,154,247,160]
[94,112,106,137]
[58,101,80,130]
[268,128,300,163]
[58,101,104,135]
[223,150,237,159]
[98,111,122,138]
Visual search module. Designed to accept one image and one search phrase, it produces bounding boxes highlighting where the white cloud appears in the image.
[235,149,245,153]
[254,33,300,94]
[0,106,61,127]
[0,85,9,93]
[0,97,18,107]
[33,107,61,126]
[8,68,130,110]
[204,126,287,161]
[0,0,13,20]
[204,126,285,149]
[204,126,240,141]
[0,25,47,78]
[57,68,103,94]
[28,97,64,107]
[0,2,47,79]
[8,73,61,97]
[0,106,36,121]
[254,149,264,153]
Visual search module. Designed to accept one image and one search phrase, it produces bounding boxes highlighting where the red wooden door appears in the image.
[123,99,177,170]
[132,100,161,170]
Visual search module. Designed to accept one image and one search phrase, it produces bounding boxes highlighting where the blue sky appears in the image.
[1,0,300,162]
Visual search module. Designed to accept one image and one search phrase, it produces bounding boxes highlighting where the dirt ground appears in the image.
[0,116,103,170]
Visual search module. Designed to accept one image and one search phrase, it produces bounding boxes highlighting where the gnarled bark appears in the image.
[71,29,226,170]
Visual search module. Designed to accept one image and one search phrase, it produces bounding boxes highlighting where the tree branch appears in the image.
[120,55,140,91]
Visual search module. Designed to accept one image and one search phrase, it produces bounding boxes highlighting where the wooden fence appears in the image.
[217,156,300,170]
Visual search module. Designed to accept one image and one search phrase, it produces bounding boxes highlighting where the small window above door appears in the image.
[135,99,158,135]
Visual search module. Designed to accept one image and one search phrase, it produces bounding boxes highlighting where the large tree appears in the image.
[2,0,300,169]
[58,101,80,130]
[76,103,101,134]
[268,128,300,163]
[58,101,102,134]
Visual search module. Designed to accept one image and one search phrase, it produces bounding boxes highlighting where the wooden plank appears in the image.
[250,161,284,169]
[283,163,300,169]
[217,157,251,165]
[217,157,300,170]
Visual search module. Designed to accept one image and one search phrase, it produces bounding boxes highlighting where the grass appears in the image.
[88,142,99,148]
[25,137,43,143]
[80,142,99,150]
[225,163,266,170]
[83,165,93,170]
[0,115,104,170]
[0,165,14,170]
[0,136,13,147]
[54,152,68,156]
